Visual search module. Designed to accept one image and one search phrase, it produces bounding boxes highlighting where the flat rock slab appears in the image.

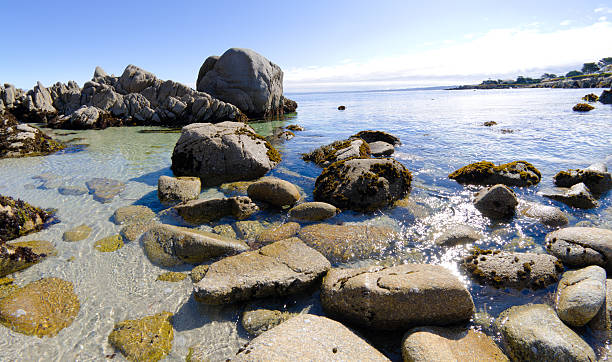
[233,314,389,361]
[321,264,475,330]
[288,201,338,221]
[555,265,607,327]
[545,227,612,270]
[496,304,596,362]
[462,249,562,289]
[298,223,397,263]
[108,312,173,362]
[142,224,248,267]
[86,178,126,203]
[402,326,508,362]
[0,277,80,337]
[194,238,330,304]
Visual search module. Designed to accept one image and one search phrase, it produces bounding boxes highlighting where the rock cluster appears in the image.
[544,163,611,209]
[0,195,52,241]
[0,112,64,158]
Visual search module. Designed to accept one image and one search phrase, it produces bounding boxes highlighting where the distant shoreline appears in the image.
[448,73,612,90]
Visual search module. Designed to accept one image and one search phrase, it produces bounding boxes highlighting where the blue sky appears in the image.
[2,0,612,92]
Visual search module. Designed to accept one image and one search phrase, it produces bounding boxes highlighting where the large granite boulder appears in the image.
[173,196,258,224]
[1,112,65,158]
[402,326,508,362]
[555,265,607,327]
[302,138,371,167]
[196,48,289,118]
[234,314,389,361]
[0,277,80,337]
[473,184,518,219]
[108,312,173,362]
[141,224,248,266]
[314,158,412,211]
[193,238,330,304]
[462,248,562,289]
[0,195,52,241]
[171,122,281,186]
[449,160,541,186]
[495,304,596,362]
[246,177,301,208]
[545,227,612,270]
[321,264,475,330]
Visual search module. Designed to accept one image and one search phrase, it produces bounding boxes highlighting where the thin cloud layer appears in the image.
[285,20,612,92]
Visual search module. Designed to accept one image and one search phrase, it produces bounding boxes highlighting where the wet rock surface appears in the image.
[543,182,598,209]
[433,224,481,246]
[589,279,612,334]
[449,160,541,186]
[62,224,93,242]
[545,227,612,270]
[112,205,155,225]
[321,264,475,330]
[173,196,258,224]
[85,178,126,203]
[368,141,395,157]
[496,304,596,362]
[108,312,173,362]
[157,175,201,205]
[302,138,370,167]
[241,307,295,336]
[553,166,612,195]
[0,113,65,158]
[351,130,401,146]
[246,177,301,208]
[193,238,330,304]
[473,184,518,219]
[555,265,606,327]
[94,234,124,252]
[0,240,57,277]
[518,201,568,226]
[254,222,300,246]
[288,201,338,221]
[234,314,389,361]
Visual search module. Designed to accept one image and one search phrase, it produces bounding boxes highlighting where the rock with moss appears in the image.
[461,248,563,289]
[241,307,295,336]
[94,234,124,252]
[321,264,474,330]
[246,177,301,208]
[173,196,258,224]
[108,312,173,362]
[157,175,201,205]
[314,158,412,211]
[495,304,595,362]
[0,277,18,299]
[582,93,599,102]
[555,265,606,327]
[285,124,304,131]
[288,201,338,221]
[302,138,370,167]
[473,184,518,219]
[0,112,65,158]
[193,238,330,304]
[85,178,126,203]
[0,277,80,337]
[0,240,57,277]
[142,224,248,267]
[449,160,541,186]
[234,220,270,240]
[518,201,568,226]
[545,227,612,270]
[573,103,594,112]
[542,182,598,209]
[298,223,397,263]
[553,166,611,195]
[402,326,509,362]
[156,271,187,282]
[0,195,52,241]
[171,122,281,186]
[211,224,237,239]
[235,315,389,361]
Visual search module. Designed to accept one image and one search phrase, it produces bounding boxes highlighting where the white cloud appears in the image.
[595,7,612,13]
[285,21,612,92]
[599,16,608,21]
[560,20,572,26]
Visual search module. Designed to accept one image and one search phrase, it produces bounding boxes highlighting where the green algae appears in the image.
[94,235,124,252]
[108,312,173,362]
[156,272,187,282]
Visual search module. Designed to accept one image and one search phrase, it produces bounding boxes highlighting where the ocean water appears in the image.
[0,88,611,360]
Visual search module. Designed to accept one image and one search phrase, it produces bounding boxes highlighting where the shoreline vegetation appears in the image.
[449,57,612,90]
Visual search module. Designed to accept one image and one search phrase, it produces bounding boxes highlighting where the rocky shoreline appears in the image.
[0,48,611,361]
[450,73,612,90]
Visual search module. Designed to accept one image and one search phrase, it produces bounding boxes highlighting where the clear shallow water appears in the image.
[0,88,611,360]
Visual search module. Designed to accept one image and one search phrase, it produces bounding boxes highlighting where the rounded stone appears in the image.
[247,177,301,208]
[288,202,338,221]
[63,224,93,242]
[473,184,518,219]
[555,265,607,327]
[94,234,124,252]
[112,205,155,225]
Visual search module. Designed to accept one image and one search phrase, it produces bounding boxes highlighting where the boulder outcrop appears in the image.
[545,227,612,270]
[0,195,52,241]
[0,112,65,158]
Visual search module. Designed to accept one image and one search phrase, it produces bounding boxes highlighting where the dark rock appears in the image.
[600,89,612,104]
[543,183,598,209]
[483,121,497,126]
[302,138,370,167]
[337,105,346,110]
[582,93,599,102]
[573,103,594,112]
[285,124,304,132]
[0,240,56,277]
[449,160,541,186]
[351,130,400,146]
[473,184,518,219]
[0,195,52,241]
[173,196,258,224]
[553,167,611,195]
[282,97,297,113]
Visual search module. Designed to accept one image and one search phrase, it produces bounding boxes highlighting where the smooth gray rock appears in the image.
[321,264,475,330]
[555,265,607,327]
[496,304,596,362]
[247,177,300,208]
[142,224,248,267]
[234,314,389,361]
[589,279,612,334]
[518,201,568,226]
[173,196,258,224]
[368,141,395,157]
[543,182,598,209]
[57,185,88,196]
[545,227,612,270]
[462,249,562,289]
[313,158,412,211]
[157,175,200,205]
[171,122,280,186]
[434,224,481,246]
[196,48,284,117]
[193,238,330,304]
[473,184,518,219]
[288,202,338,221]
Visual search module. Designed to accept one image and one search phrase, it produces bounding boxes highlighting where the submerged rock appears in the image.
[449,160,541,186]
[302,138,370,167]
[234,314,389,361]
[298,223,397,263]
[543,182,598,209]
[0,240,57,277]
[156,271,187,282]
[462,248,562,289]
[112,205,155,225]
[495,304,596,362]
[85,178,126,203]
[321,264,475,330]
[518,201,568,226]
[0,112,65,158]
[288,201,338,221]
[433,224,481,246]
[241,307,295,336]
[63,224,93,242]
[142,224,248,267]
[94,234,124,252]
[351,130,401,146]
[402,326,508,362]
[246,177,300,208]
[157,175,201,205]
[193,238,330,304]
[108,312,173,362]
[555,265,606,327]
[0,195,52,241]
[0,277,80,337]
[473,184,518,219]
[545,227,612,270]
[314,158,412,211]
[171,122,281,186]
[57,185,88,196]
[173,196,258,224]
[285,124,304,131]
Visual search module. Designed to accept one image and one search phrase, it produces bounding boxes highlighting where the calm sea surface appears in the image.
[0,88,611,360]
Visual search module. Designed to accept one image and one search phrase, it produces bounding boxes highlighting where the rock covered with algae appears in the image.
[108,311,173,361]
